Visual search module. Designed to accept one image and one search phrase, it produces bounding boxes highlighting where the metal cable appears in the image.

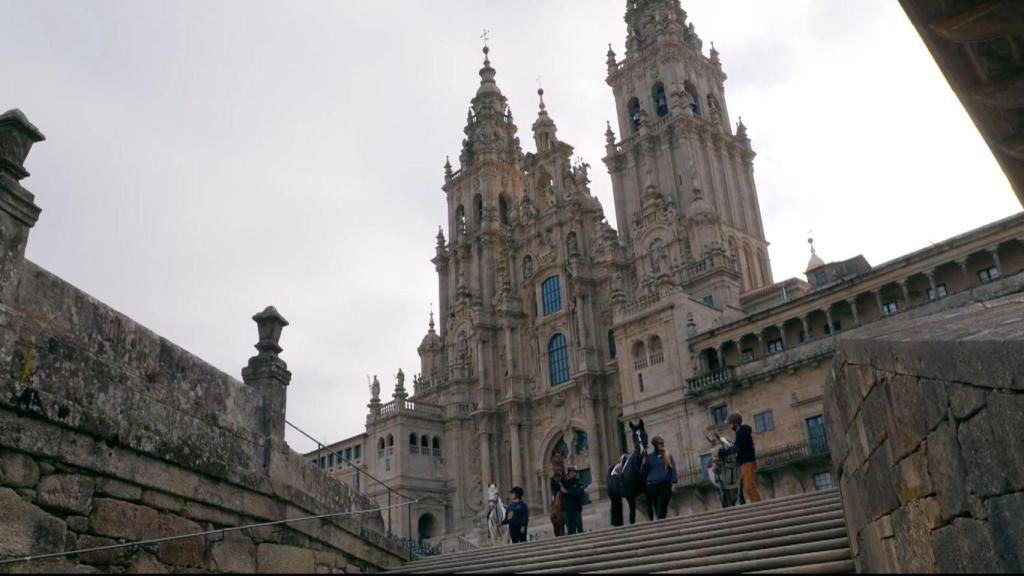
[0,499,419,566]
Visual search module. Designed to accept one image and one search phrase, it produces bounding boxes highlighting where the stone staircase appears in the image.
[394,490,853,574]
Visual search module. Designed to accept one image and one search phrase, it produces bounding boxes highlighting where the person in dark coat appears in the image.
[502,486,529,543]
[560,465,586,535]
[641,435,678,520]
[721,412,761,503]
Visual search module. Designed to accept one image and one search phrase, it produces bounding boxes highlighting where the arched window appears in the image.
[387,434,394,447]
[499,195,510,226]
[455,205,466,236]
[548,333,570,386]
[652,82,669,117]
[648,335,664,365]
[432,436,441,457]
[421,435,429,448]
[473,194,484,226]
[633,341,648,371]
[377,438,385,458]
[685,82,701,116]
[608,330,617,360]
[542,276,562,316]
[627,97,642,132]
[409,433,418,454]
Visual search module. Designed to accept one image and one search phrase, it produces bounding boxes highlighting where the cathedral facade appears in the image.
[308,0,1024,544]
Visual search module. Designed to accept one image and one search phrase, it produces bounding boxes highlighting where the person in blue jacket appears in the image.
[503,486,529,543]
[642,435,678,520]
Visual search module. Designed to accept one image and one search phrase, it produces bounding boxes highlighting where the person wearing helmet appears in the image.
[720,412,761,503]
[559,464,586,535]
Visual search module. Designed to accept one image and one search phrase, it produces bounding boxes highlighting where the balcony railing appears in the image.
[685,367,734,397]
[758,439,830,472]
[623,292,661,315]
[378,399,444,418]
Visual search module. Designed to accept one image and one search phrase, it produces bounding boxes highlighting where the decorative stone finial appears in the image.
[710,42,721,66]
[444,156,453,181]
[0,109,46,181]
[251,306,289,357]
[393,368,408,401]
[538,88,546,111]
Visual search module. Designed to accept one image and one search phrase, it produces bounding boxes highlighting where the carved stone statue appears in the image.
[370,375,380,402]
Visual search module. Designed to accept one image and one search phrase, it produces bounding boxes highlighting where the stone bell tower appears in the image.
[603,0,774,300]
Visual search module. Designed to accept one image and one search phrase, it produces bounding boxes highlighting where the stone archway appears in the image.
[417,512,438,541]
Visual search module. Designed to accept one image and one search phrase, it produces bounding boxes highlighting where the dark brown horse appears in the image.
[608,419,649,526]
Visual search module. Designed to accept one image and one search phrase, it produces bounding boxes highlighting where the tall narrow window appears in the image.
[548,333,570,386]
[354,445,361,460]
[608,330,617,360]
[627,98,642,132]
[542,276,562,315]
[754,410,775,434]
[474,194,484,226]
[652,82,669,117]
[499,195,510,226]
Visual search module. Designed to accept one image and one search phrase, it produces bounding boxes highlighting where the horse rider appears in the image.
[560,464,587,535]
[719,412,761,503]
[641,435,678,520]
[502,486,529,543]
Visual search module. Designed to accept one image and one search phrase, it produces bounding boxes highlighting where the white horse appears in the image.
[484,483,509,546]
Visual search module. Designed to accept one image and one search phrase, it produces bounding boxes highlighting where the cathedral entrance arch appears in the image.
[418,512,438,541]
[543,426,593,499]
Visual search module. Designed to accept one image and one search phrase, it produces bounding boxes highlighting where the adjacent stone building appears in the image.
[310,0,1024,545]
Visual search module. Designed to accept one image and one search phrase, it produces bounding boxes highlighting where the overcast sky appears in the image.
[3,1,1019,454]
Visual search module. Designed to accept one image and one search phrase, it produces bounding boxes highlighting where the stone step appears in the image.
[399,491,842,573]
[749,558,856,574]
[408,509,845,574]
[654,548,855,574]
[525,529,850,574]
[598,538,852,574]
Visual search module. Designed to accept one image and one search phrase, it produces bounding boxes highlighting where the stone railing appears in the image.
[378,399,444,418]
[757,439,830,472]
[685,367,734,397]
[623,292,661,316]
[649,351,665,365]
[731,338,838,384]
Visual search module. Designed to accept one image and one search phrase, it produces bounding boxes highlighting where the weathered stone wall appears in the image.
[0,110,409,572]
[825,292,1024,573]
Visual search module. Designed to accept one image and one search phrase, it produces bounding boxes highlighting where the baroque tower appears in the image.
[604,0,773,305]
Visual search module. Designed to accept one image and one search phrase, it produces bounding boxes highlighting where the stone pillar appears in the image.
[241,306,292,465]
[509,408,523,490]
[478,420,492,497]
[777,324,788,349]
[801,317,812,342]
[874,292,885,315]
[718,342,728,368]
[990,249,1003,275]
[900,281,911,310]
[848,299,860,326]
[957,259,971,284]
[585,380,606,497]
[825,309,835,334]
[927,272,939,300]
[0,110,44,302]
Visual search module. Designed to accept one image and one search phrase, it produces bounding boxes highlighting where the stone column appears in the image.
[874,292,885,316]
[990,249,1003,275]
[717,343,728,368]
[241,306,292,467]
[900,281,911,310]
[0,110,44,302]
[509,408,523,490]
[585,380,606,497]
[927,272,939,300]
[801,317,812,342]
[825,309,835,334]
[478,416,493,507]
[957,259,971,284]
[848,299,860,326]
[777,324,788,349]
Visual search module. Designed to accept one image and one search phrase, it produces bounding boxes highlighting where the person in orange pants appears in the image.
[725,412,761,503]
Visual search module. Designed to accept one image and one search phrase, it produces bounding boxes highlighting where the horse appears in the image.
[550,490,564,537]
[484,483,509,546]
[607,419,649,526]
[706,434,743,508]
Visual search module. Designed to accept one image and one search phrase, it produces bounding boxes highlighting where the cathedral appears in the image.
[308,0,1024,545]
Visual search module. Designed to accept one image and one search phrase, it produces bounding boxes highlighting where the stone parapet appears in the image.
[824,291,1024,573]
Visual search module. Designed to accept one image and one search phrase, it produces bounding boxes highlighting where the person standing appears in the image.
[503,486,530,544]
[560,465,586,535]
[641,435,678,520]
[723,412,761,503]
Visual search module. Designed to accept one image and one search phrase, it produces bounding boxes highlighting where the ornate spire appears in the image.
[806,236,826,272]
[477,45,501,97]
[606,43,617,72]
[710,42,721,67]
